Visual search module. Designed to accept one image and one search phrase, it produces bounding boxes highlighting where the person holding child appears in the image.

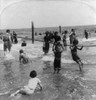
[52,37,64,74]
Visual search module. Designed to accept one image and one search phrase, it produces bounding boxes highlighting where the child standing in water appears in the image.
[70,39,83,72]
[10,70,42,97]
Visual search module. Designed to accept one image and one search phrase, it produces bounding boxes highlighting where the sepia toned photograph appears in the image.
[0,0,96,100]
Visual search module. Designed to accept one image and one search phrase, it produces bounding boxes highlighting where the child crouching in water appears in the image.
[10,70,42,97]
[19,49,29,64]
[70,39,83,72]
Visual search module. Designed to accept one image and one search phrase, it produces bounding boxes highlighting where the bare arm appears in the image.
[38,82,42,91]
[52,42,55,52]
[61,43,65,51]
[70,45,74,50]
[9,34,12,43]
[77,46,83,50]
[1,35,3,43]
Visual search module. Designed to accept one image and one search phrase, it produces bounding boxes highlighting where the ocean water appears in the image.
[0,38,96,100]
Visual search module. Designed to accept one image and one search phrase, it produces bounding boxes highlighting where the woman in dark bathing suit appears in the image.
[43,31,50,55]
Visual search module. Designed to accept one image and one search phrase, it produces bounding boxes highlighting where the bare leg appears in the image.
[76,60,83,72]
[54,68,56,74]
[10,90,20,97]
[4,51,6,56]
[57,68,60,73]
[79,59,83,71]
[79,63,82,72]
[4,51,7,56]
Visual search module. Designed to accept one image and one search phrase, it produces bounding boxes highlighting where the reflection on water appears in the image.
[42,69,84,100]
[43,61,52,71]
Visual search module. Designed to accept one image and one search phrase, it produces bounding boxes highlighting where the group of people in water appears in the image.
[1,29,18,55]
[1,30,42,98]
[43,29,85,73]
[1,28,86,73]
[0,28,90,98]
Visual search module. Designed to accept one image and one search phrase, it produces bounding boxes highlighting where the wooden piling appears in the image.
[31,22,34,44]
[59,25,61,34]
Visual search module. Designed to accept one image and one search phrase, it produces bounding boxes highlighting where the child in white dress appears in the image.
[10,70,42,97]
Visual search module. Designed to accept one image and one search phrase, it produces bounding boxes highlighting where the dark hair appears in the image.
[19,49,24,54]
[6,29,10,33]
[73,39,78,45]
[54,31,58,35]
[57,41,61,44]
[64,30,67,34]
[71,29,74,31]
[30,70,37,78]
[23,40,26,42]
[45,31,49,35]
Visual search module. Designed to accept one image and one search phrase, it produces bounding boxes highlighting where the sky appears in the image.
[0,0,96,29]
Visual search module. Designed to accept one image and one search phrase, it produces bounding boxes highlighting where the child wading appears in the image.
[70,39,83,72]
[19,49,29,64]
[21,40,27,47]
[21,40,27,51]
[10,70,42,97]
[53,40,64,73]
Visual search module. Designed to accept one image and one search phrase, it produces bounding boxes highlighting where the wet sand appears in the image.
[0,38,96,100]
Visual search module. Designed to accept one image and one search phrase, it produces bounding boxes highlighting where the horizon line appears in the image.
[0,24,96,30]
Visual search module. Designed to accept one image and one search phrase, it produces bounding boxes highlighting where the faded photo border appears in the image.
[0,0,96,29]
